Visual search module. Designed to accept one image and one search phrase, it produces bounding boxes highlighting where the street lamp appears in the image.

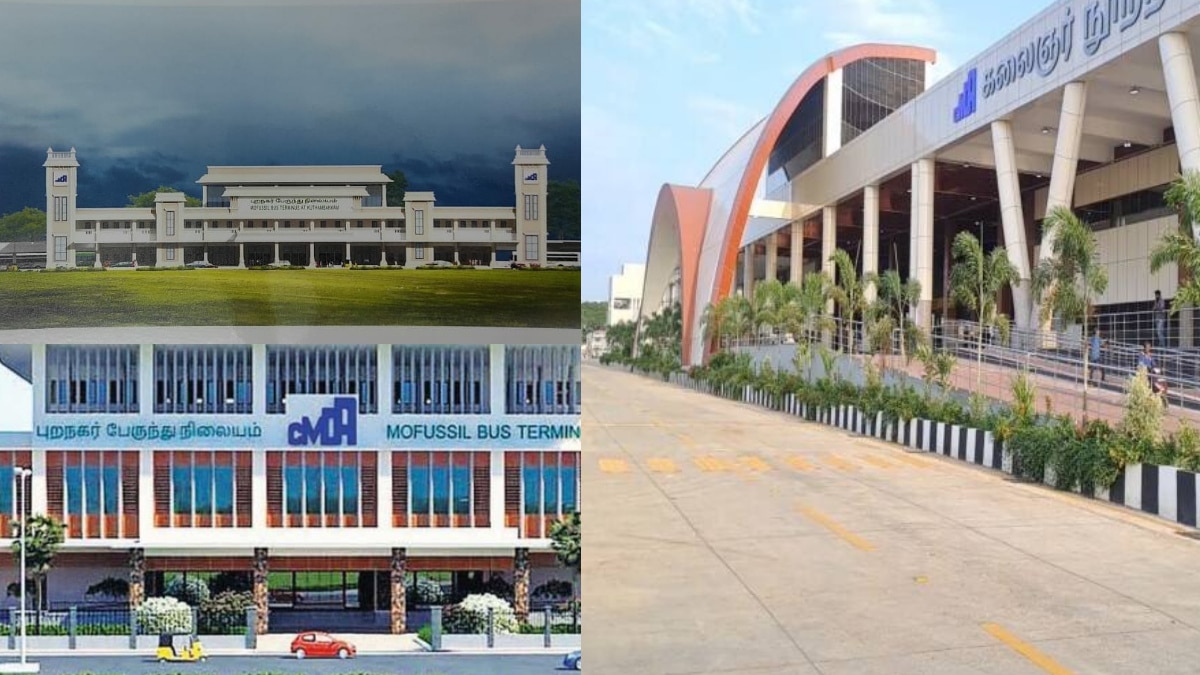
[8,466,37,674]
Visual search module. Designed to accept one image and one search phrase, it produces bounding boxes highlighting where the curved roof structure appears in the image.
[644,44,937,364]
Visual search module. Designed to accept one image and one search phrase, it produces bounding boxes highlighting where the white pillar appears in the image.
[789,221,803,284]
[765,232,778,284]
[273,242,280,265]
[822,206,837,344]
[742,244,754,297]
[863,184,879,304]
[823,68,844,157]
[992,120,1033,330]
[237,243,245,268]
[345,242,351,262]
[381,245,388,267]
[1042,81,1088,257]
[1162,33,1200,219]
[912,159,935,330]
[308,242,316,268]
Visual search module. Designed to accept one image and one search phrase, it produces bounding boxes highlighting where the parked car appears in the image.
[290,631,356,660]
[563,650,581,670]
[186,260,217,268]
[109,261,135,268]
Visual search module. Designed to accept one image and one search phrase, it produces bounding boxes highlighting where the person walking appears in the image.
[1138,341,1155,372]
[1153,290,1168,348]
[1089,325,1107,384]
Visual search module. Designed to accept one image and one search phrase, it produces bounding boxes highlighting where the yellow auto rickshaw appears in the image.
[157,633,207,663]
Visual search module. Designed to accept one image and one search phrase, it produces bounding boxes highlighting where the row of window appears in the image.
[36,450,577,538]
[46,345,580,415]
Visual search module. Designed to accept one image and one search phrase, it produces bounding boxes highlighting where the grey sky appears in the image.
[0,0,580,213]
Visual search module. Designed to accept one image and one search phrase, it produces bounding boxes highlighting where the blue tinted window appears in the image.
[341,464,358,516]
[214,464,234,516]
[523,462,540,514]
[0,467,13,515]
[172,464,192,515]
[411,460,430,515]
[194,463,213,516]
[432,462,450,515]
[305,462,322,516]
[65,465,82,516]
[84,463,100,514]
[561,464,578,513]
[285,466,303,516]
[543,461,558,514]
[452,463,470,516]
[103,465,119,515]
[324,461,339,516]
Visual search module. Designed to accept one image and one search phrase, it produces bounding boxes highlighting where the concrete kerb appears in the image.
[660,368,1200,533]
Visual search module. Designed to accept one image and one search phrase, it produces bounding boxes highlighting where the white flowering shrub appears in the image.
[137,597,194,635]
[414,578,446,605]
[444,593,518,634]
[164,576,210,606]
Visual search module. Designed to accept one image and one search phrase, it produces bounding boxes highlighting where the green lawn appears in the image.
[0,269,579,329]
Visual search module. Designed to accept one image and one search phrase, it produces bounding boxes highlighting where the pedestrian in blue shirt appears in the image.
[1089,326,1107,383]
[1137,342,1155,372]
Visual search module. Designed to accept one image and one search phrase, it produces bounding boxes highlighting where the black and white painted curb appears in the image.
[665,372,1199,531]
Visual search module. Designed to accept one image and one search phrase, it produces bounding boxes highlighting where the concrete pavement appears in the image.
[0,653,568,674]
[584,363,1200,675]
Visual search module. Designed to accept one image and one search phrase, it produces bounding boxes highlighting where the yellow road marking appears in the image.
[823,454,860,471]
[598,458,630,473]
[982,623,1076,675]
[647,458,679,474]
[694,456,734,472]
[860,455,896,469]
[787,455,818,472]
[797,505,874,552]
[738,456,772,472]
[891,452,932,468]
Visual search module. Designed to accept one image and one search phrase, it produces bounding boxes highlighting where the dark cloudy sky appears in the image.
[0,0,580,212]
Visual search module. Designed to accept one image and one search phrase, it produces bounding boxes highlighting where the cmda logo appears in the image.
[287,396,357,446]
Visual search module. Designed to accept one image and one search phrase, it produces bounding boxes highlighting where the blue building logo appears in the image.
[953,68,978,123]
[53,173,68,184]
[287,396,357,446]
[524,171,538,182]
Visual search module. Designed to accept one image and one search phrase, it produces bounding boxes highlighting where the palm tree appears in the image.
[750,279,786,340]
[872,269,921,362]
[827,248,870,353]
[949,231,1017,395]
[1032,206,1108,414]
[1151,171,1200,315]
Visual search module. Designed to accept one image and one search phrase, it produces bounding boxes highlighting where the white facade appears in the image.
[607,263,645,325]
[44,146,551,269]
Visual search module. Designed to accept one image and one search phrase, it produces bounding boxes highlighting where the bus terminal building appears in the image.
[640,0,1200,365]
[43,145,551,269]
[0,343,580,634]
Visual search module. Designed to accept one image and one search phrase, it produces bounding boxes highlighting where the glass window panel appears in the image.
[543,460,559,514]
[341,464,358,516]
[0,467,13,515]
[523,462,540,514]
[194,463,213,516]
[452,462,470,516]
[411,460,430,515]
[103,465,119,515]
[65,465,82,516]
[285,465,303,516]
[324,461,339,516]
[305,461,322,516]
[214,464,234,515]
[432,461,450,515]
[172,463,192,516]
[345,572,360,609]
[562,464,578,513]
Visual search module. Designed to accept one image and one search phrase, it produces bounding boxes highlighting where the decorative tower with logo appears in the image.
[43,147,80,268]
[512,145,549,267]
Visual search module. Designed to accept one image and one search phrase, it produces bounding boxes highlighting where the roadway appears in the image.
[584,363,1200,675]
[0,653,568,674]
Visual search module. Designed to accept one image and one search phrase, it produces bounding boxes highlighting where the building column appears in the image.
[272,242,280,265]
[1037,81,1088,336]
[742,244,754,297]
[912,158,935,330]
[1161,32,1200,347]
[237,243,245,268]
[863,184,880,304]
[991,120,1033,331]
[202,245,209,264]
[390,548,407,634]
[308,242,316,268]
[764,231,778,284]
[789,221,803,284]
[345,242,351,263]
[453,247,460,265]
[381,245,388,267]
[513,548,530,622]
[128,548,145,610]
[253,548,269,635]
[94,246,102,269]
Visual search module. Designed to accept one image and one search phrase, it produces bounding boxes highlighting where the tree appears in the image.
[0,208,47,242]
[549,512,580,602]
[949,231,1017,395]
[1033,206,1108,414]
[827,248,870,353]
[1150,171,1200,315]
[581,301,607,332]
[604,321,636,361]
[126,187,200,208]
[750,279,786,338]
[702,294,752,349]
[547,180,581,240]
[11,514,65,612]
[870,269,921,363]
[385,169,408,207]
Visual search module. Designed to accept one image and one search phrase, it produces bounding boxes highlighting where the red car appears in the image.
[290,631,357,660]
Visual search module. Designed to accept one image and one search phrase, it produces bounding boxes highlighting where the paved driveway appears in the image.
[584,364,1200,674]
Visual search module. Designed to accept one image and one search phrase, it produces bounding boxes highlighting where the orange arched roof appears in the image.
[648,184,711,365]
[710,43,936,308]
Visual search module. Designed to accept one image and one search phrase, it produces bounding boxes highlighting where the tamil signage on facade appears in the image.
[237,197,349,214]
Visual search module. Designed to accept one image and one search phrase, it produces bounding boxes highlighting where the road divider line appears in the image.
[823,454,860,472]
[890,452,933,468]
[694,456,734,472]
[738,456,772,472]
[598,458,630,474]
[860,455,896,469]
[796,504,875,552]
[648,458,680,474]
[981,623,1076,675]
[787,456,818,472]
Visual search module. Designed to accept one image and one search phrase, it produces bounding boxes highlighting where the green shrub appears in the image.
[1118,368,1164,449]
[135,266,194,271]
[164,576,210,606]
[443,594,518,634]
[199,590,252,635]
[137,597,193,635]
[417,624,432,644]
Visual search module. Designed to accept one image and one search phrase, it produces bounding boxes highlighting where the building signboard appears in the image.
[237,197,349,214]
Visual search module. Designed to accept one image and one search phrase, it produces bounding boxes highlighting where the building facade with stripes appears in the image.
[43,145,551,269]
[8,343,580,633]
